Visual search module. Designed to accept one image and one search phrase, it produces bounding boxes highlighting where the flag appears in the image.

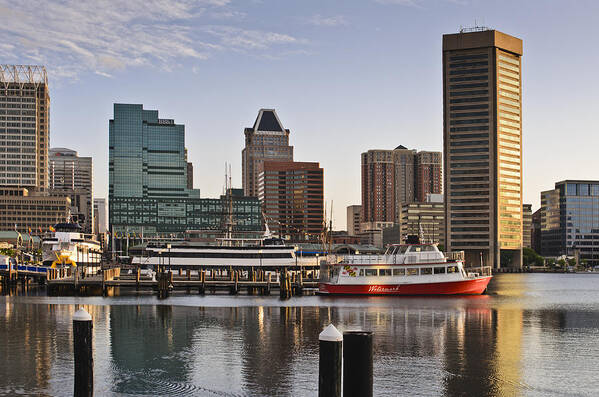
[28,227,32,234]
[38,226,42,233]
[49,225,55,232]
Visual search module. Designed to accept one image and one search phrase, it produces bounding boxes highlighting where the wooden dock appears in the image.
[46,266,320,299]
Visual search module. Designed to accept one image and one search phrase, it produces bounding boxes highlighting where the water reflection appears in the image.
[1,274,599,396]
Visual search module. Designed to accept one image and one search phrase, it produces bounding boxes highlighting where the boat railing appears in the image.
[464,266,492,277]
[328,254,388,265]
[446,251,465,262]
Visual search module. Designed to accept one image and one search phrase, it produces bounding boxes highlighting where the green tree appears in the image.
[567,257,577,267]
[557,258,566,267]
[523,247,544,267]
[437,244,445,252]
[546,258,555,267]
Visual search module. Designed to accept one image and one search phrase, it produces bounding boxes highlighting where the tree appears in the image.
[567,257,577,267]
[523,247,544,267]
[546,258,555,267]
[557,258,566,267]
[437,244,445,252]
[581,259,589,268]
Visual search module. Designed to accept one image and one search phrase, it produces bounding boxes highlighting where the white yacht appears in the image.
[42,222,102,267]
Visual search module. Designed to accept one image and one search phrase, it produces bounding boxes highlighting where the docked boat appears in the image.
[133,236,298,268]
[42,222,102,267]
[318,242,492,295]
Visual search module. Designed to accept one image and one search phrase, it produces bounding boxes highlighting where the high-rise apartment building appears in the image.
[0,65,49,190]
[540,181,599,265]
[346,205,362,236]
[242,109,293,197]
[415,151,442,202]
[361,146,441,225]
[401,201,445,247]
[258,161,323,241]
[49,148,93,232]
[362,149,397,224]
[443,29,523,268]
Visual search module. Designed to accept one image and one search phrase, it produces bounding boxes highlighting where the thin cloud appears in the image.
[0,0,305,79]
[306,14,348,27]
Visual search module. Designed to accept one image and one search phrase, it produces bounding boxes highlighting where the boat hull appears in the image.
[318,276,492,296]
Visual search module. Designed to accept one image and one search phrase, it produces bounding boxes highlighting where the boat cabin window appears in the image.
[420,267,433,275]
[332,267,340,277]
[406,268,418,276]
[365,269,377,276]
[393,268,405,276]
[386,246,409,255]
[434,267,446,274]
[447,266,458,273]
[379,268,392,276]
[359,269,364,276]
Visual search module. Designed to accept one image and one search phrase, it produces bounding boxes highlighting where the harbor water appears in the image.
[1,273,599,396]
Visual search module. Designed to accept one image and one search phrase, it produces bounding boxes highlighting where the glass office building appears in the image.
[109,104,261,235]
[541,180,599,265]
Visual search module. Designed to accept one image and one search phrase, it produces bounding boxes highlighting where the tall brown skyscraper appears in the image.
[258,161,323,241]
[0,65,49,190]
[242,109,293,197]
[443,28,523,268]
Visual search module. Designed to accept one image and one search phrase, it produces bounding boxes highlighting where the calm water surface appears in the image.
[1,273,599,396]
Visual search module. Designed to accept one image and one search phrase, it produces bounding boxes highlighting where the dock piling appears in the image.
[343,331,373,397]
[319,324,343,397]
[73,308,93,397]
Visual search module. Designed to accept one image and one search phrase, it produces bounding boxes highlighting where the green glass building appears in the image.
[109,104,261,236]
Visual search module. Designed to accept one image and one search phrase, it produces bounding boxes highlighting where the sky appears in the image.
[1,0,598,230]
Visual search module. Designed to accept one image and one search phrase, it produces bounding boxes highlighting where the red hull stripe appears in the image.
[318,276,492,296]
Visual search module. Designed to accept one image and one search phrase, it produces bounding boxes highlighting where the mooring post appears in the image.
[343,331,373,397]
[73,308,93,397]
[319,324,343,397]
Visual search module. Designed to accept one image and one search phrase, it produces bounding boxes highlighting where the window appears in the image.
[365,269,377,276]
[447,266,458,273]
[393,268,405,276]
[434,267,446,274]
[407,268,418,276]
[420,268,433,275]
[379,268,392,276]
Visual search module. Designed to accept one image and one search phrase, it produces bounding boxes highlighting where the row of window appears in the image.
[351,266,458,277]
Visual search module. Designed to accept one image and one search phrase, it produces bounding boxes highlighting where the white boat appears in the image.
[42,222,102,267]
[319,242,492,295]
[132,236,299,268]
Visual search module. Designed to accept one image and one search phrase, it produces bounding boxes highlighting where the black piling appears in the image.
[319,324,343,397]
[343,331,373,397]
[73,308,93,397]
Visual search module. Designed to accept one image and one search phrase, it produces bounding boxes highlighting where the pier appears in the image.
[45,265,320,298]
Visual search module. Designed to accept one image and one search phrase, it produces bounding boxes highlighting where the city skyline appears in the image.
[2,1,598,230]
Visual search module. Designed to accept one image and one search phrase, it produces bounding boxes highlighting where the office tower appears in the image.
[0,187,70,231]
[346,205,362,236]
[109,103,261,237]
[242,109,293,197]
[258,161,323,241]
[415,151,442,202]
[49,148,93,232]
[522,204,532,248]
[540,181,599,265]
[541,180,599,266]
[93,198,108,235]
[401,199,445,247]
[531,208,541,253]
[0,65,49,190]
[443,28,523,268]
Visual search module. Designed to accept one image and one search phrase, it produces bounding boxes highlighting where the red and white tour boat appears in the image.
[318,242,492,296]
